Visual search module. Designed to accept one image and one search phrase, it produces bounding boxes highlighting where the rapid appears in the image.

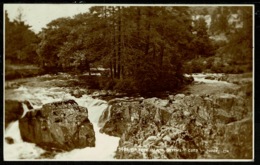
[4,74,120,160]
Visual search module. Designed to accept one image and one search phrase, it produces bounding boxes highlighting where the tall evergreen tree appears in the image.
[192,17,215,58]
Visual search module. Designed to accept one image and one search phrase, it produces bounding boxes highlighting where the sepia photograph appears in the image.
[3,4,254,161]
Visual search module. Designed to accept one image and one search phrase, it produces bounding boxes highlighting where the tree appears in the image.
[192,17,215,58]
[37,17,74,72]
[209,7,230,35]
[223,7,253,65]
[36,6,200,94]
[5,10,39,64]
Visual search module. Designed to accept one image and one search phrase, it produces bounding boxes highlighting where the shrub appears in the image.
[212,40,227,48]
[183,62,193,74]
[5,67,44,80]
[210,64,223,73]
[78,75,100,89]
[184,59,206,73]
[217,65,248,74]
[113,78,137,94]
[205,57,215,70]
[192,60,205,73]
[99,78,116,90]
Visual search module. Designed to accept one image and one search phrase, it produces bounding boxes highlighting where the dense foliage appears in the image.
[5,6,253,93]
[185,6,253,74]
[5,11,39,64]
[36,6,206,94]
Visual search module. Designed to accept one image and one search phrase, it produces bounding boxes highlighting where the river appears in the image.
[4,74,120,160]
[4,73,229,160]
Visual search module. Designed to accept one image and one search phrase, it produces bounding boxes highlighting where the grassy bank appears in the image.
[5,64,45,80]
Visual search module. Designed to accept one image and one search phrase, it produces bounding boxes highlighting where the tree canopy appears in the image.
[5,6,253,94]
[36,6,207,93]
[5,10,39,64]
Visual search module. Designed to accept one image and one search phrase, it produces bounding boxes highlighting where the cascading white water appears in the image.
[4,73,236,160]
[189,73,229,84]
[21,103,30,118]
[54,95,120,160]
[4,85,120,160]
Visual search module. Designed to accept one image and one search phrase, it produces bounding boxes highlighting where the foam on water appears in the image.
[54,125,120,160]
[4,85,120,160]
[52,95,120,160]
[5,121,23,143]
[4,121,46,160]
[21,103,30,118]
[191,73,231,84]
[5,73,235,160]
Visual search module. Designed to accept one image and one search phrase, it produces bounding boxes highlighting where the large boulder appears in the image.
[98,97,172,137]
[19,99,95,151]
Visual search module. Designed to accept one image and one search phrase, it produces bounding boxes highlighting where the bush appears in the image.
[210,64,223,73]
[211,64,249,74]
[99,78,116,90]
[205,57,215,69]
[5,67,44,80]
[88,76,101,89]
[192,60,205,73]
[113,78,137,94]
[184,59,206,73]
[212,40,227,48]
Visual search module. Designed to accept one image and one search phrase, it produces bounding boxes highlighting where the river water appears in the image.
[186,73,230,84]
[4,75,120,160]
[4,73,228,160]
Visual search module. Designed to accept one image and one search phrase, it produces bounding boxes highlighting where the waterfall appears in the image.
[21,103,29,118]
[5,121,23,143]
[54,96,120,160]
[4,86,120,160]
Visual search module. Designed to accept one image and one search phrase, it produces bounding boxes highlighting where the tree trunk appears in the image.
[153,44,156,59]
[110,61,113,79]
[135,7,141,76]
[159,45,164,69]
[137,8,141,38]
[112,7,117,78]
[144,8,151,57]
[120,7,125,79]
[117,6,121,79]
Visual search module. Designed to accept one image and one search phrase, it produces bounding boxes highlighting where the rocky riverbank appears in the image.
[4,72,253,160]
[98,80,252,159]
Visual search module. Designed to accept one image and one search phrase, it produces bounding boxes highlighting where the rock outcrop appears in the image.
[200,117,252,159]
[19,100,95,151]
[98,97,171,137]
[98,93,252,159]
[5,100,33,128]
